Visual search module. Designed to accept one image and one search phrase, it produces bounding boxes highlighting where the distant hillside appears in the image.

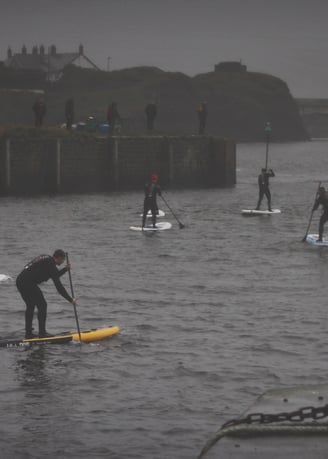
[0,65,308,141]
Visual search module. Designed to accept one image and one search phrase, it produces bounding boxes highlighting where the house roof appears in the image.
[5,50,100,76]
[8,54,46,70]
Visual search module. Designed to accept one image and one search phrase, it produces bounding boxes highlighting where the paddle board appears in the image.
[0,335,73,348]
[306,234,328,246]
[242,209,281,216]
[67,325,120,343]
[130,221,172,231]
[139,210,165,217]
[0,274,13,283]
[0,326,120,348]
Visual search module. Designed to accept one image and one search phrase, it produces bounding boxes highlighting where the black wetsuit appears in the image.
[16,255,72,338]
[197,105,207,135]
[145,103,157,130]
[313,191,328,240]
[256,169,275,210]
[142,182,162,228]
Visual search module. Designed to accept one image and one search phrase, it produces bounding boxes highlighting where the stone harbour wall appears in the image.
[0,134,236,195]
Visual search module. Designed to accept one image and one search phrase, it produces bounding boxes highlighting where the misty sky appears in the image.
[1,0,327,98]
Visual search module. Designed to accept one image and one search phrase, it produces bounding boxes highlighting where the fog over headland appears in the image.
[1,0,327,97]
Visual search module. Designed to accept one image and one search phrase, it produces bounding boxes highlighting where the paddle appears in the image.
[302,181,321,242]
[160,194,185,229]
[66,252,82,343]
[264,121,271,170]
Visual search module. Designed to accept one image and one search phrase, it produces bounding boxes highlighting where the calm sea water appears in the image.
[1,140,328,459]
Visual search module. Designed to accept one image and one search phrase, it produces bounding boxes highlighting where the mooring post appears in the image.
[56,138,61,192]
[265,121,272,170]
[5,138,11,193]
[168,139,174,184]
[113,138,119,190]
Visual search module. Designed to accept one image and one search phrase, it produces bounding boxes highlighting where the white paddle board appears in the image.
[139,210,165,217]
[130,221,172,232]
[0,274,13,283]
[306,234,328,246]
[242,209,281,216]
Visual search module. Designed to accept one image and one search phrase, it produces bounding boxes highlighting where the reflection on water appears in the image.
[16,347,50,387]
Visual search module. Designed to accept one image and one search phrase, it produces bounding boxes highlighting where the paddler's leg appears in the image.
[142,199,150,228]
[16,281,37,338]
[266,189,272,212]
[34,287,49,338]
[256,188,264,210]
[151,203,157,227]
[25,303,36,338]
[318,212,328,241]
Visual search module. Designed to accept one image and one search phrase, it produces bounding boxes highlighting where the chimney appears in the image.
[32,45,38,55]
[7,47,12,59]
[78,43,84,55]
[39,45,45,56]
[50,44,56,56]
[22,45,27,55]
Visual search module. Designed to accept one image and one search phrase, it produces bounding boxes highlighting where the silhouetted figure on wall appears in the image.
[145,102,157,130]
[65,98,74,130]
[33,98,46,127]
[197,102,207,135]
[107,102,121,135]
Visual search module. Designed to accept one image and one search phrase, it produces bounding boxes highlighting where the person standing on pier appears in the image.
[255,168,275,211]
[32,98,47,127]
[312,186,328,242]
[145,101,157,130]
[65,98,74,130]
[142,174,162,229]
[197,102,207,135]
[107,102,121,135]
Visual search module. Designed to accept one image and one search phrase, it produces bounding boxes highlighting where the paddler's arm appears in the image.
[49,262,72,302]
[52,276,73,303]
[312,197,320,212]
[57,262,71,277]
[55,263,77,304]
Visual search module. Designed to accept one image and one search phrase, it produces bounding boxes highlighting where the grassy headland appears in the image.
[0,65,308,141]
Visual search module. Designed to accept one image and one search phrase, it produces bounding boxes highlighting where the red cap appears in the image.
[151,174,158,181]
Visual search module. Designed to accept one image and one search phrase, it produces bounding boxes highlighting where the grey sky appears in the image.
[1,0,327,97]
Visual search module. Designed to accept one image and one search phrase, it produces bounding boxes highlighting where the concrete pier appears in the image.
[0,134,236,195]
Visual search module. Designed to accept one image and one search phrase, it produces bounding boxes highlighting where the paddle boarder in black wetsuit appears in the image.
[142,174,162,228]
[312,186,328,242]
[16,249,76,338]
[256,168,275,211]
